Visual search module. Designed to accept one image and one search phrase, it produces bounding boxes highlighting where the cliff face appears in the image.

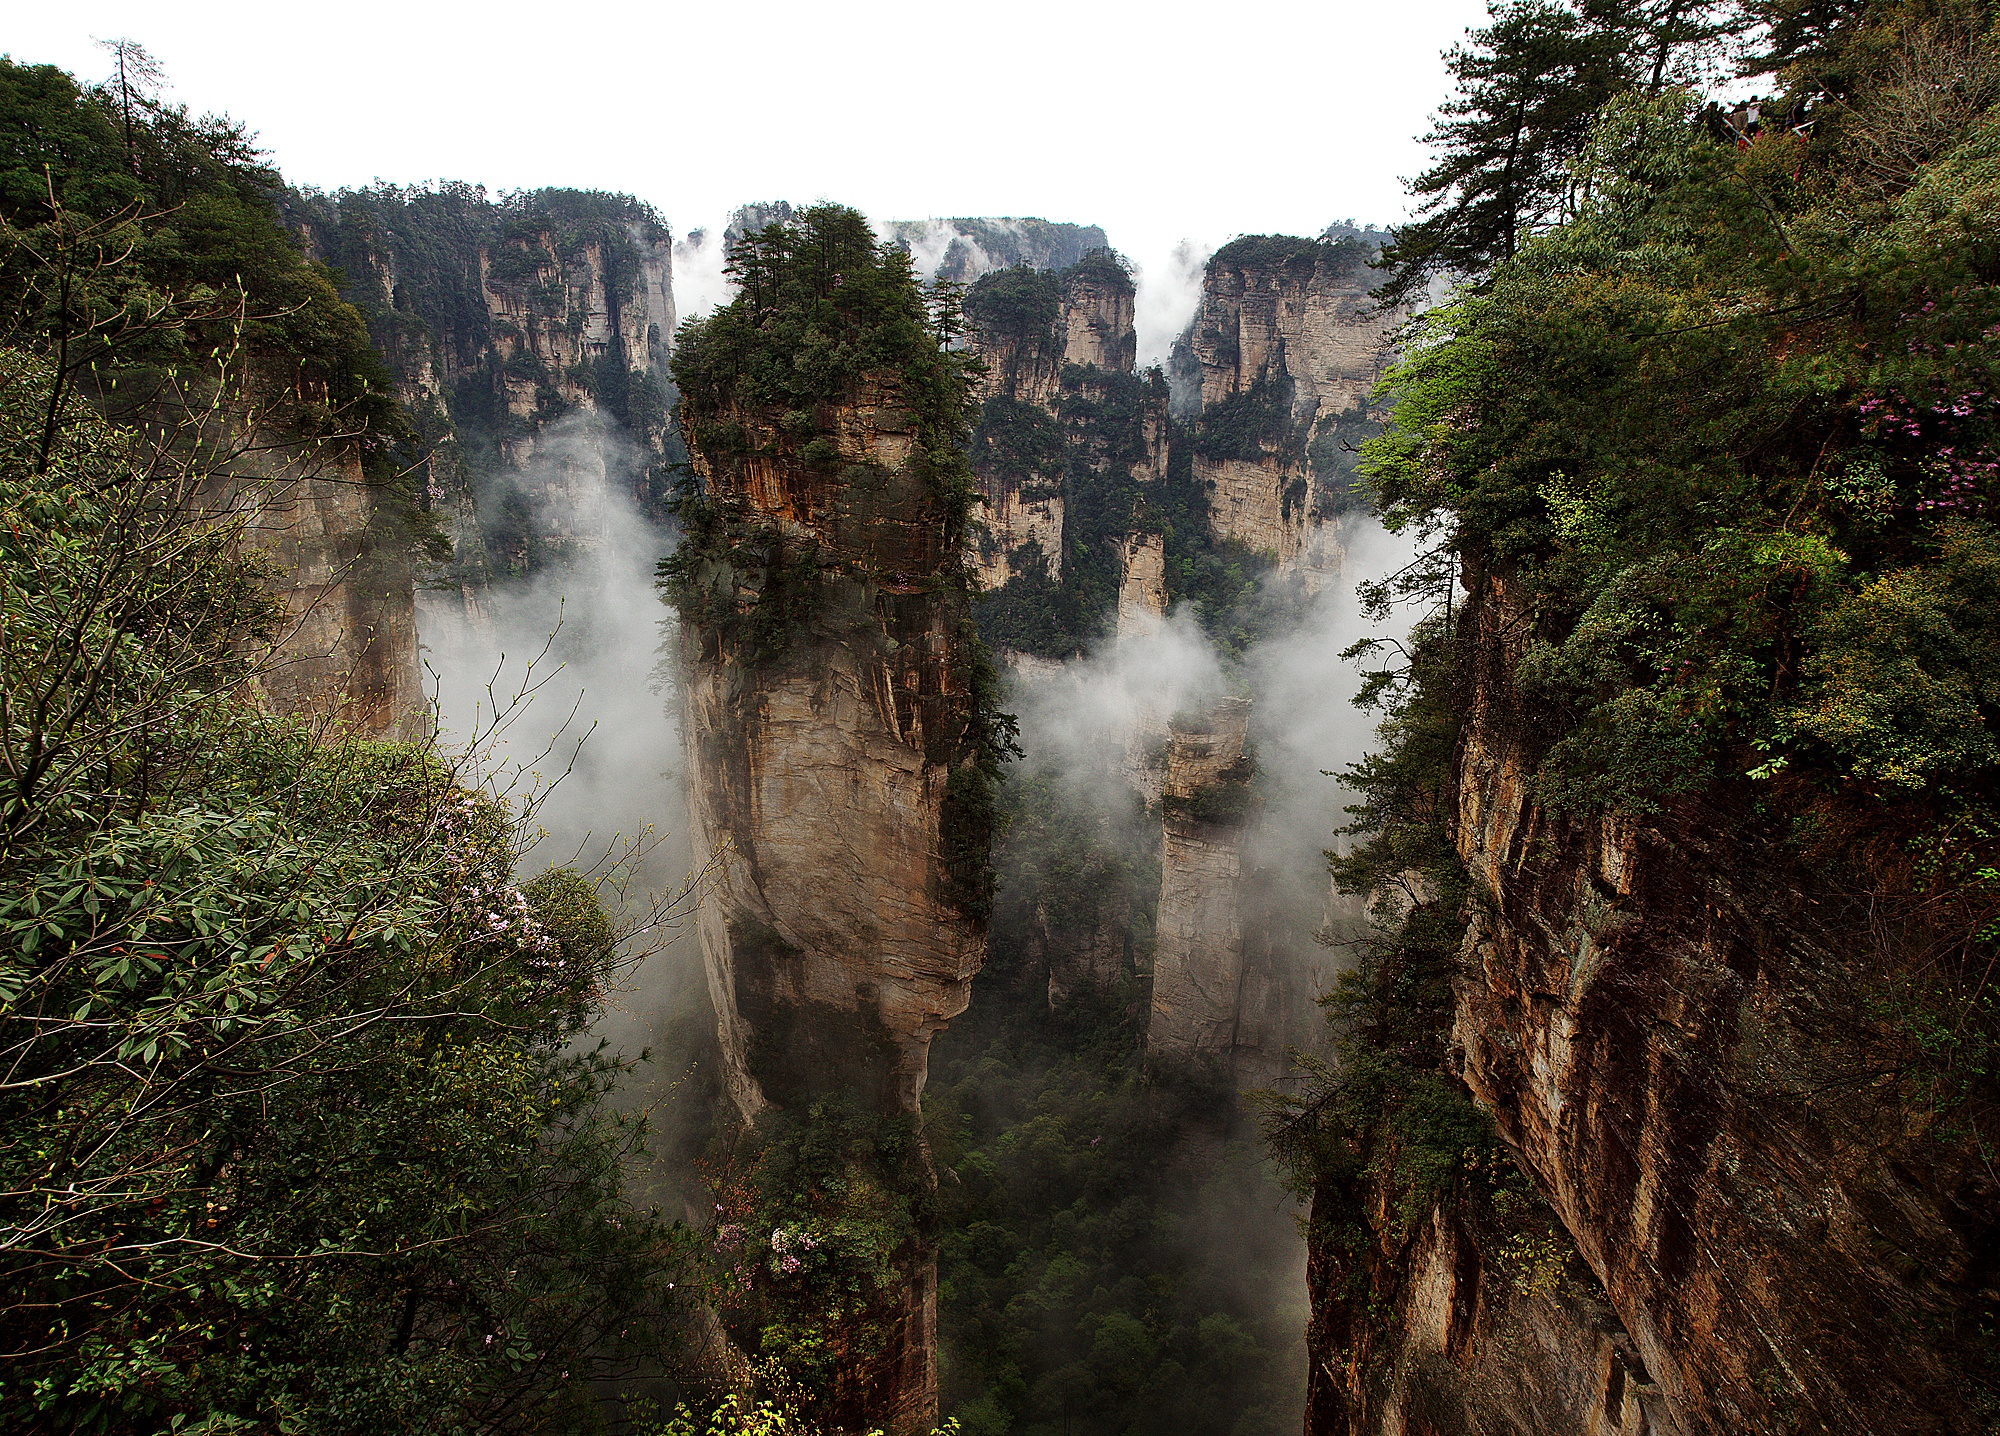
[1184,236,1394,568]
[680,378,989,1121]
[238,445,422,739]
[285,187,679,577]
[1147,699,1257,1060]
[885,217,1111,283]
[1441,567,1995,1435]
[1306,563,2000,1436]
[675,254,992,1424]
[964,256,1167,596]
[1305,1182,1659,1436]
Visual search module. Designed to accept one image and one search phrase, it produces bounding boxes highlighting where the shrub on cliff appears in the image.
[672,204,980,493]
[1344,0,2000,1282]
[962,263,1062,347]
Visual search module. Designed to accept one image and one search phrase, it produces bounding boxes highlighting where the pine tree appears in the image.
[1375,0,1736,305]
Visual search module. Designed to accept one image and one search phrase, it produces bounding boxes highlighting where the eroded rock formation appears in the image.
[1305,561,2000,1435]
[285,188,679,574]
[671,213,998,1432]
[239,445,421,739]
[963,254,1167,594]
[1148,698,1258,1059]
[679,376,989,1121]
[1184,235,1396,570]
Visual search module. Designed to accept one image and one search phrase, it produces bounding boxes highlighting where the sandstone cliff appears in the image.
[669,210,997,1435]
[677,373,990,1122]
[238,443,422,739]
[1184,234,1395,569]
[886,216,1110,283]
[1148,699,1258,1060]
[285,186,678,577]
[1302,560,2000,1436]
[963,253,1167,598]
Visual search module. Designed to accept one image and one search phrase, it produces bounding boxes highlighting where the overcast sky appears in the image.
[10,0,1490,322]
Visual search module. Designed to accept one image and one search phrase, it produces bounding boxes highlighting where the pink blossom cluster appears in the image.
[1856,389,1996,514]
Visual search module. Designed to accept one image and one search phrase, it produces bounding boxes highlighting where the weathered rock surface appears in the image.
[677,365,990,1435]
[964,255,1165,593]
[1309,560,2000,1435]
[1185,238,1396,569]
[286,190,679,576]
[680,378,988,1121]
[1305,1182,1660,1436]
[1148,699,1257,1060]
[239,444,422,740]
[1445,568,1994,1435]
[1116,533,1168,636]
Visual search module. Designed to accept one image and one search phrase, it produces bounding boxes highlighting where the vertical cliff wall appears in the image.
[669,208,997,1436]
[1148,699,1257,1059]
[238,444,423,739]
[963,251,1165,597]
[964,253,1173,663]
[1440,566,1994,1435]
[1183,234,1394,570]
[677,373,990,1121]
[284,186,679,580]
[1300,561,2000,1436]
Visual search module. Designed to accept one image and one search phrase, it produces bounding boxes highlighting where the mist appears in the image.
[672,223,735,323]
[1133,238,1213,372]
[418,411,714,1211]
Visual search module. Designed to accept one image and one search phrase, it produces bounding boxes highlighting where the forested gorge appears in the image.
[4,1,2000,1432]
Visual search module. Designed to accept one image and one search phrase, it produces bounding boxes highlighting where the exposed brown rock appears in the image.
[678,373,989,1436]
[965,257,1164,592]
[1312,559,2000,1435]
[1305,1177,1661,1436]
[1186,243,1396,570]
[240,445,421,739]
[1148,698,1257,1059]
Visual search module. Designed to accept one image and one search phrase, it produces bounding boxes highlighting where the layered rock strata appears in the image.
[963,255,1167,593]
[285,188,678,573]
[1307,561,2000,1435]
[239,446,421,740]
[1441,564,1994,1434]
[1184,236,1396,570]
[679,378,988,1118]
[1305,1184,1659,1435]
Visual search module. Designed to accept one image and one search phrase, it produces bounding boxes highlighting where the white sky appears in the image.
[9,0,1489,318]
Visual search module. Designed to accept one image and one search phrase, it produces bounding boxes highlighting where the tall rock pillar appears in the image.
[668,207,995,1436]
[1148,698,1258,1058]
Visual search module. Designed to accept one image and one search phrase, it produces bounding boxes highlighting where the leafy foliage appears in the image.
[926,765,1304,1435]
[0,344,693,1430]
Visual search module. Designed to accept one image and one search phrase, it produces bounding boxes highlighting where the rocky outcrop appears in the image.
[239,445,421,740]
[676,341,992,1431]
[1305,1180,1660,1436]
[964,254,1167,594]
[886,217,1110,283]
[1184,235,1396,569]
[1148,699,1258,1060]
[1061,261,1137,374]
[1308,561,2000,1435]
[679,377,989,1120]
[1439,567,1996,1435]
[1116,533,1168,635]
[284,187,679,576]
